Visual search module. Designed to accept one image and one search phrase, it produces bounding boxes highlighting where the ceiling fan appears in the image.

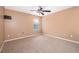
[30,6,51,15]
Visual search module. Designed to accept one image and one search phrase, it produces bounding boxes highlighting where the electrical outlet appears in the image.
[70,35,73,37]
[54,33,57,34]
[8,35,10,37]
[64,34,65,35]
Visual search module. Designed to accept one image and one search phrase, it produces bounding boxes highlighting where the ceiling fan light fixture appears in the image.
[30,6,51,15]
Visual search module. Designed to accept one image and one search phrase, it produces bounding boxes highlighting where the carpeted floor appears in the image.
[1,35,79,53]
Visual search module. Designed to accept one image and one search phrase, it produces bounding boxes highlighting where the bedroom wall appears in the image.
[4,9,42,40]
[38,16,42,33]
[0,7,4,48]
[43,7,79,42]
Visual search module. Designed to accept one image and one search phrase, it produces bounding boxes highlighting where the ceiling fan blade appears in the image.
[42,10,51,12]
[41,12,44,15]
[30,10,37,11]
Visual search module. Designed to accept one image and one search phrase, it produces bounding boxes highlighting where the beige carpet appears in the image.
[2,35,79,53]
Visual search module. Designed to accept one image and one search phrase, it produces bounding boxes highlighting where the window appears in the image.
[33,16,39,32]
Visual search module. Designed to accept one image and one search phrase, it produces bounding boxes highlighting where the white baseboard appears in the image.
[4,34,35,43]
[45,33,79,45]
[0,42,5,53]
[0,34,35,52]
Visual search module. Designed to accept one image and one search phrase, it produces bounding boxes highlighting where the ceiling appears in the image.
[5,6,73,16]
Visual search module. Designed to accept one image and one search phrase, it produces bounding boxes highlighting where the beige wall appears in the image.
[4,9,42,40]
[5,7,79,42]
[4,9,35,40]
[43,7,79,41]
[0,7,4,48]
[38,16,42,33]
